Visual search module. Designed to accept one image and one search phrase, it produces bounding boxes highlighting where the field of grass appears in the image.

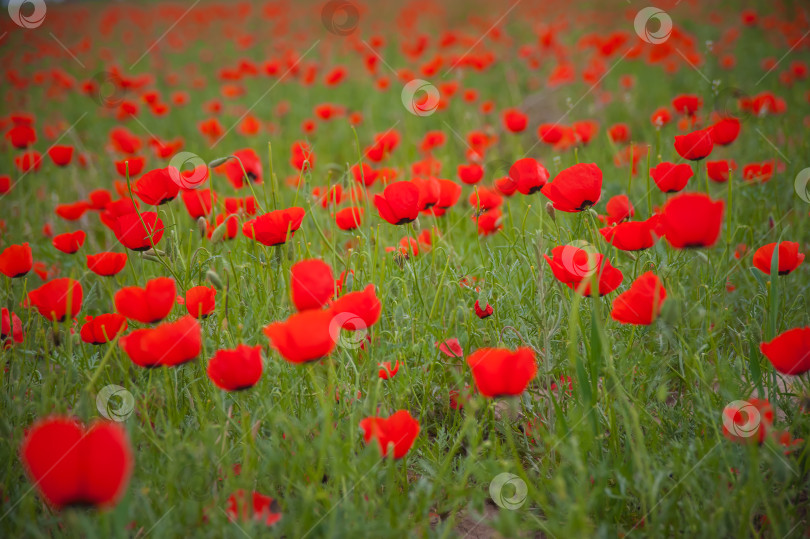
[0,0,809,537]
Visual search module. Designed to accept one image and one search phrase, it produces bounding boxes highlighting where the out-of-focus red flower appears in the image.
[264,309,336,363]
[226,490,281,526]
[673,129,714,161]
[242,207,305,246]
[374,182,421,225]
[27,278,83,321]
[133,168,180,205]
[185,285,216,318]
[20,417,133,508]
[359,410,420,459]
[80,313,128,344]
[610,272,666,325]
[466,347,537,397]
[207,345,263,391]
[114,277,176,323]
[119,316,201,367]
[290,259,334,311]
[508,158,549,195]
[114,211,164,251]
[378,360,401,380]
[52,231,86,254]
[544,245,623,296]
[650,162,693,193]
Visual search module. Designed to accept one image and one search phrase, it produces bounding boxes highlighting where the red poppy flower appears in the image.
[185,285,216,318]
[115,157,145,178]
[52,231,86,254]
[351,163,378,186]
[291,259,334,311]
[55,201,90,221]
[359,410,420,459]
[207,344,263,391]
[742,161,775,183]
[431,179,462,213]
[378,360,401,380]
[330,284,382,330]
[47,145,74,167]
[27,278,83,321]
[114,211,164,251]
[722,398,773,444]
[264,309,336,363]
[374,181,421,225]
[335,207,364,230]
[436,338,463,358]
[541,163,602,212]
[411,177,440,210]
[242,207,305,246]
[114,277,176,323]
[6,124,36,149]
[543,245,623,296]
[672,94,701,115]
[80,313,128,344]
[706,159,737,183]
[760,327,810,375]
[605,194,634,224]
[86,252,127,276]
[752,241,804,275]
[600,217,660,251]
[0,174,10,194]
[466,347,537,397]
[468,187,503,212]
[673,129,714,161]
[610,272,667,325]
[291,141,315,171]
[20,417,133,509]
[87,189,113,210]
[133,168,179,205]
[537,123,564,144]
[226,490,281,526]
[0,242,33,278]
[475,210,503,236]
[650,107,672,127]
[181,188,215,219]
[608,123,630,144]
[458,163,484,185]
[207,214,239,241]
[474,300,493,318]
[711,117,741,146]
[650,162,693,193]
[224,148,263,188]
[658,193,724,248]
[508,158,550,195]
[119,316,201,367]
[1,307,24,346]
[495,176,519,197]
[502,108,528,133]
[15,150,42,173]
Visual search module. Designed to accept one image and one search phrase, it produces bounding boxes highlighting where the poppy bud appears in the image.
[206,269,224,289]
[197,216,207,237]
[208,156,230,168]
[545,202,555,222]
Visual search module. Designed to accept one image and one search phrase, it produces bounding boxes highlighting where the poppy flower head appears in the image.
[1,307,24,346]
[605,194,634,224]
[659,193,724,249]
[114,211,164,251]
[650,162,693,193]
[359,410,420,459]
[27,278,83,321]
[760,327,810,375]
[224,148,262,188]
[119,316,201,367]
[242,207,305,246]
[185,285,216,318]
[722,399,774,444]
[226,490,282,526]
[541,163,602,212]
[86,252,127,276]
[207,345,263,391]
[133,168,180,205]
[673,129,714,161]
[52,231,86,254]
[508,158,550,195]
[80,313,128,344]
[610,272,667,325]
[330,284,382,331]
[20,417,134,509]
[264,309,337,363]
[114,277,176,323]
[290,258,334,311]
[752,241,804,276]
[374,181,421,225]
[600,216,660,251]
[0,242,33,278]
[544,244,623,296]
[466,347,537,397]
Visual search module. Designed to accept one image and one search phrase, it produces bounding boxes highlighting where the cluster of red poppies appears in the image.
[1,0,808,530]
